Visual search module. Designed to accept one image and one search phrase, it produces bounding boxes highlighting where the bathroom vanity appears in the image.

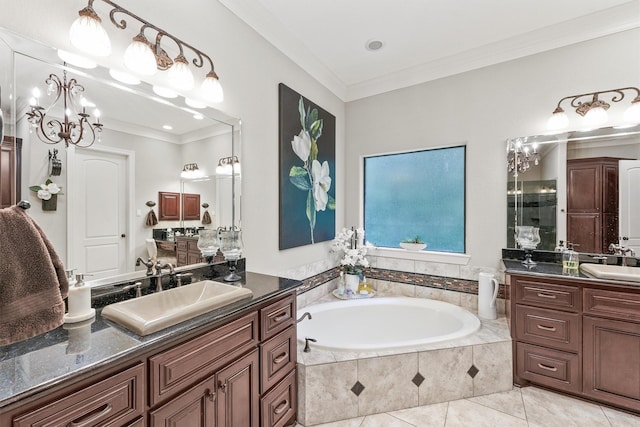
[0,272,299,427]
[505,260,640,413]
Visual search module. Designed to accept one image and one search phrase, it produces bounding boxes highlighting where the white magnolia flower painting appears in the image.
[279,83,336,249]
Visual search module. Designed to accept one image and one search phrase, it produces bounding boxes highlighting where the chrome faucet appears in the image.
[154,261,175,276]
[175,272,193,287]
[609,244,636,266]
[122,281,142,298]
[136,257,154,276]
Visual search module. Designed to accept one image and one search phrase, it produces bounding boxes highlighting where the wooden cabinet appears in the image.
[510,273,640,412]
[159,191,181,220]
[183,193,201,220]
[567,158,620,253]
[1,291,298,427]
[0,136,21,208]
[176,236,203,266]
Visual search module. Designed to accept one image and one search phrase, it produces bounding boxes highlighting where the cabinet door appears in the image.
[150,376,216,427]
[583,316,640,411]
[183,193,201,220]
[567,212,601,253]
[567,161,601,212]
[159,191,181,220]
[217,349,259,427]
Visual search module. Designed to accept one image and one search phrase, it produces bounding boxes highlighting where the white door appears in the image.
[619,160,640,254]
[68,148,130,279]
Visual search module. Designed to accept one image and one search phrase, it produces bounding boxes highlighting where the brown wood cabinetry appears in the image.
[176,236,203,266]
[566,158,620,253]
[0,136,21,208]
[183,192,201,220]
[159,191,181,220]
[1,292,298,427]
[510,273,640,413]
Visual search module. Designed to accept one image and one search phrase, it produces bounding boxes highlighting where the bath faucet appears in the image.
[303,337,317,352]
[609,244,636,266]
[136,257,154,276]
[297,312,312,323]
[154,261,175,276]
[175,272,193,287]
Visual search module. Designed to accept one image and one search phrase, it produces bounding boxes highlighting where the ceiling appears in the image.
[219,0,640,101]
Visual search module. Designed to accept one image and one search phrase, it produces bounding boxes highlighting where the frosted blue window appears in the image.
[364,146,465,253]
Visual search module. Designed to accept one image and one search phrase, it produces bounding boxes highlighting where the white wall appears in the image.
[346,28,640,272]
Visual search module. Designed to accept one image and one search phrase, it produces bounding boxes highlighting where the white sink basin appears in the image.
[101,280,253,336]
[579,264,640,283]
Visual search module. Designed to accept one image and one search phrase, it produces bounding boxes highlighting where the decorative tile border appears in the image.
[297,267,506,299]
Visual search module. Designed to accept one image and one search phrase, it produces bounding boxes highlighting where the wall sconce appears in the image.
[69,0,223,103]
[26,71,103,148]
[547,86,640,131]
[180,163,205,179]
[506,137,539,177]
[216,156,241,176]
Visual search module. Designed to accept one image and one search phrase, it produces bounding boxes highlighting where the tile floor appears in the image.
[295,386,640,427]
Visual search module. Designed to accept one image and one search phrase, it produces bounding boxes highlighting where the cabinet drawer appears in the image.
[515,305,581,352]
[149,312,258,406]
[260,294,295,340]
[584,288,640,322]
[14,363,144,427]
[261,326,297,394]
[515,279,580,312]
[516,342,581,393]
[176,239,188,251]
[187,238,200,252]
[261,369,297,427]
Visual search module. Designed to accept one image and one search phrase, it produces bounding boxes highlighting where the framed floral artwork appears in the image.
[279,83,336,250]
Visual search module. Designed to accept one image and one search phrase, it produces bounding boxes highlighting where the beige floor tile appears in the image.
[521,386,612,427]
[467,387,526,420]
[389,402,449,426]
[602,406,640,427]
[361,412,414,426]
[445,399,528,427]
[309,418,365,427]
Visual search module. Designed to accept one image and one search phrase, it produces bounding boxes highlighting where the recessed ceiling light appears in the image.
[57,49,96,69]
[162,124,173,130]
[365,39,384,51]
[109,68,141,85]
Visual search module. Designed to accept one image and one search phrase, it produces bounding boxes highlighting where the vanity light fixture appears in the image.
[26,70,103,148]
[547,86,640,131]
[216,156,241,176]
[181,163,205,179]
[506,137,539,177]
[69,0,223,102]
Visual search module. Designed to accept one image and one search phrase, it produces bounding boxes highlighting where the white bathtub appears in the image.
[297,296,481,352]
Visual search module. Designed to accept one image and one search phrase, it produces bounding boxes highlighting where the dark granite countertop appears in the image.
[0,269,300,408]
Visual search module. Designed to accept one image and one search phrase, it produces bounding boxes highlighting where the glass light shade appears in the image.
[197,229,219,257]
[218,229,243,261]
[109,68,141,85]
[69,14,111,57]
[123,39,157,76]
[582,106,608,128]
[546,111,569,131]
[623,102,640,124]
[201,74,224,103]
[168,59,194,91]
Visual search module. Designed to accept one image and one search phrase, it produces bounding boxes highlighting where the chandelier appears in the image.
[547,86,640,131]
[26,70,103,148]
[69,0,223,103]
[506,137,539,177]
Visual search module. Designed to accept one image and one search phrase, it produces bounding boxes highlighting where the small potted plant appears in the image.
[30,178,62,211]
[400,236,427,251]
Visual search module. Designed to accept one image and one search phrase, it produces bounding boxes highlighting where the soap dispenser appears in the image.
[562,243,579,276]
[63,272,96,323]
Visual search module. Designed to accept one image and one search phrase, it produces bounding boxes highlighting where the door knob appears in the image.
[121,234,126,238]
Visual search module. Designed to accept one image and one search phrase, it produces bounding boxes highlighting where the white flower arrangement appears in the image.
[331,227,371,277]
[30,179,62,200]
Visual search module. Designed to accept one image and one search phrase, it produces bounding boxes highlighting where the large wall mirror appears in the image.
[0,28,241,280]
[506,124,640,254]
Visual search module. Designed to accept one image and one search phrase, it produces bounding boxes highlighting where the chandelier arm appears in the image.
[98,0,213,72]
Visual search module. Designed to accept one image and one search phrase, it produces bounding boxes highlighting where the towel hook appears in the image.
[17,200,30,209]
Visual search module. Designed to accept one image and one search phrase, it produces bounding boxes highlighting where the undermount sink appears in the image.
[101,280,253,336]
[579,264,640,283]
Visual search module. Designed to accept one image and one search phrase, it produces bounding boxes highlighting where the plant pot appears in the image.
[42,194,58,211]
[400,242,427,251]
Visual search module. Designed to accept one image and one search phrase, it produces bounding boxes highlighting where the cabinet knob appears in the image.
[206,390,216,401]
[219,381,227,393]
